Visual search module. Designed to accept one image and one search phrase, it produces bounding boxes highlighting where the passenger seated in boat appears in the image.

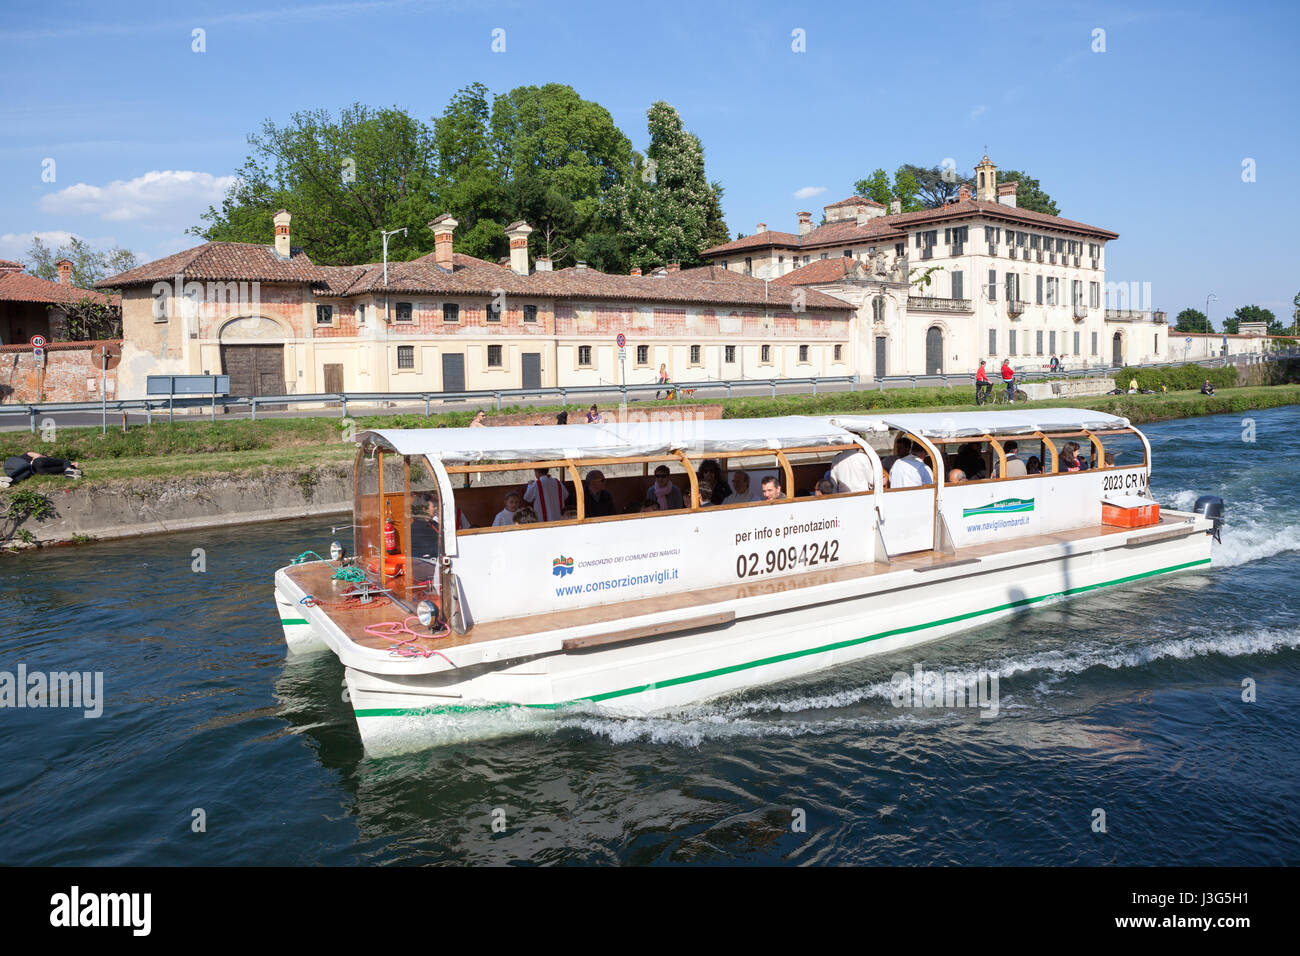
[645,465,684,511]
[828,447,874,493]
[697,459,731,505]
[879,434,912,473]
[409,494,440,558]
[1060,441,1084,472]
[813,478,836,496]
[888,439,933,488]
[954,442,986,480]
[493,491,522,526]
[513,506,539,524]
[723,470,754,504]
[524,468,565,522]
[697,477,715,506]
[996,440,1028,477]
[947,468,966,484]
[760,475,784,500]
[583,470,616,517]
[1026,456,1043,475]
[640,501,659,512]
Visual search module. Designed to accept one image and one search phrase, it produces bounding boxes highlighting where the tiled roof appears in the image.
[824,195,884,209]
[0,260,25,271]
[100,238,855,313]
[702,197,1117,259]
[769,257,860,287]
[0,269,113,305]
[96,242,327,288]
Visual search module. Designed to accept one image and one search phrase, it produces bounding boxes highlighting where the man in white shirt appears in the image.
[888,438,933,488]
[523,468,565,522]
[995,440,1028,478]
[492,491,522,527]
[722,470,754,505]
[828,447,874,493]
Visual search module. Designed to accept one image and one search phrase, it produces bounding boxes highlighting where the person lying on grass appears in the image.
[2,452,82,486]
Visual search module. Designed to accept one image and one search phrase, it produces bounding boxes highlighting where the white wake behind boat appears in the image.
[274,409,1222,754]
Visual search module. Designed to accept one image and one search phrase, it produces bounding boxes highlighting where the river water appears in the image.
[2,407,1298,865]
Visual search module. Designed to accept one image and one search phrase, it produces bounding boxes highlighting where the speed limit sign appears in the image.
[30,334,46,348]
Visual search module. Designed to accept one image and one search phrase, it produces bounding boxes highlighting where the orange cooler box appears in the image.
[1102,495,1161,528]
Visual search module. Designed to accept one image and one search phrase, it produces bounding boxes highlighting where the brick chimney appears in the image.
[797,211,812,235]
[958,183,972,201]
[889,199,901,215]
[56,259,73,284]
[428,214,457,270]
[273,209,291,259]
[997,181,1019,208]
[630,266,642,276]
[505,220,533,275]
[666,261,680,274]
[534,256,552,272]
[756,222,767,234]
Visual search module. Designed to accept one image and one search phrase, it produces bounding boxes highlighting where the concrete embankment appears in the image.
[6,464,352,547]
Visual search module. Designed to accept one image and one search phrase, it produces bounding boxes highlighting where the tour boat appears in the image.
[273,410,1224,754]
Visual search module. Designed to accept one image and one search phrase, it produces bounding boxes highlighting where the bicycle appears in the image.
[994,384,1028,404]
[974,381,994,406]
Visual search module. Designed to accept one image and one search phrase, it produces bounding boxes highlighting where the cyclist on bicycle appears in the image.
[1000,358,1016,403]
[975,360,992,405]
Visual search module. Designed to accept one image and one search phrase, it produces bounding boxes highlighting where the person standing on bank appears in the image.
[1000,358,1016,402]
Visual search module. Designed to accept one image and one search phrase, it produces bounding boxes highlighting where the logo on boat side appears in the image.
[962,497,1034,519]
[552,555,574,577]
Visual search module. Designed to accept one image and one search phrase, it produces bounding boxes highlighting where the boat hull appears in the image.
[279,516,1214,755]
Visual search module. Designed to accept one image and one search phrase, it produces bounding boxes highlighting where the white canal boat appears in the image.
[273,409,1224,754]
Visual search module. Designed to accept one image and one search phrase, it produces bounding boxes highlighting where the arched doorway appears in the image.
[926,327,943,375]
[1112,331,1124,367]
[219,315,287,398]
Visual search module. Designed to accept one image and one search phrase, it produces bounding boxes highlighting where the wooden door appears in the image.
[521,352,541,389]
[441,353,465,393]
[222,344,285,397]
[925,327,943,375]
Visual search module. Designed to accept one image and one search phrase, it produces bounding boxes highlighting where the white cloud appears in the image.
[793,185,827,199]
[0,230,80,262]
[38,170,236,226]
[970,104,989,121]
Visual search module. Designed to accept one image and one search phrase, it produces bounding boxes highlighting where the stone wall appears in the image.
[0,340,121,403]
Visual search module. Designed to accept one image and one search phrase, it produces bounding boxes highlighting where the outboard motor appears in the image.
[1192,495,1225,543]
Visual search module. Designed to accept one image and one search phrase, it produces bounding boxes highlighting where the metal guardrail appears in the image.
[0,375,859,432]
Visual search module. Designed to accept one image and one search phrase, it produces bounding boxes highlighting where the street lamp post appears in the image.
[1205,292,1218,356]
[381,227,407,322]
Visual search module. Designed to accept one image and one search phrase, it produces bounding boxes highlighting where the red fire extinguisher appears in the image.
[384,502,398,555]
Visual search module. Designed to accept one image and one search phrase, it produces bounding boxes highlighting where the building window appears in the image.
[744,257,752,276]
[1154,334,1159,355]
[798,344,810,363]
[636,344,649,365]
[872,297,885,322]
[397,345,414,369]
[1009,329,1017,354]
[316,305,333,326]
[578,345,592,367]
[761,344,771,364]
[803,256,810,265]
[487,302,502,323]
[834,344,843,361]
[1089,282,1100,309]
[989,329,997,355]
[1036,275,1043,305]
[895,243,904,257]
[951,271,963,300]
[988,269,997,302]
[487,344,502,367]
[690,344,701,364]
[1036,330,1044,355]
[1092,331,1099,355]
[1049,331,1057,354]
[1074,331,1081,355]
[395,302,412,323]
[523,304,538,323]
[843,249,852,258]
[355,303,365,324]
[820,253,828,260]
[443,303,459,323]
[725,345,736,363]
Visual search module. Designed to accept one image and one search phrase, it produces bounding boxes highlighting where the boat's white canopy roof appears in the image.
[360,416,857,464]
[829,408,1131,439]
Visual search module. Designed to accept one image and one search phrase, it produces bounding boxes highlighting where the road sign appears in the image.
[618,347,627,361]
[90,343,121,370]
[1185,336,1192,345]
[33,347,45,364]
[30,334,46,348]
[615,333,626,348]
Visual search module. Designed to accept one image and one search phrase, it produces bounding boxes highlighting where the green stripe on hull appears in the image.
[353,556,1212,718]
[281,617,309,626]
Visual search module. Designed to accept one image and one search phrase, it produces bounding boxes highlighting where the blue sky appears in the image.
[2,0,1296,325]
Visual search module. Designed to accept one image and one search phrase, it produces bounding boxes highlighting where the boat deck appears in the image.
[283,516,1184,656]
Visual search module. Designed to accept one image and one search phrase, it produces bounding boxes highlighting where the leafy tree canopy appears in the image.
[853,163,1059,216]
[1223,304,1280,336]
[1174,308,1211,333]
[24,236,137,287]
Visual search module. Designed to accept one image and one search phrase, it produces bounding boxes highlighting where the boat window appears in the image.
[876,430,937,489]
[1091,429,1147,470]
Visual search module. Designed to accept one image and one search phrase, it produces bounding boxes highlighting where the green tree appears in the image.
[431,83,505,261]
[24,236,137,286]
[1224,304,1277,335]
[608,102,729,270]
[899,164,958,209]
[853,168,892,206]
[56,296,123,341]
[997,169,1059,216]
[1174,308,1211,333]
[194,103,442,265]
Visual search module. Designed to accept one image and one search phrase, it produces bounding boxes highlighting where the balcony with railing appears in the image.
[1105,308,1149,322]
[908,295,973,313]
[1073,302,1088,320]
[1008,299,1026,316]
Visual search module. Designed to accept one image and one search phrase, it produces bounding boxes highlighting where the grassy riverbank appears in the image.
[3,382,1299,487]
